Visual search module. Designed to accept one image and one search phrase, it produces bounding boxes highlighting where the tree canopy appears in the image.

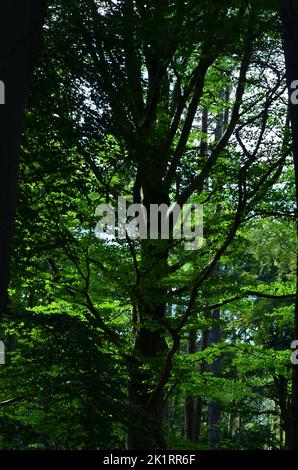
[1,0,298,451]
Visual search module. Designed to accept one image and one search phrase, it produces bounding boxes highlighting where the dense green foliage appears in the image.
[0,0,297,450]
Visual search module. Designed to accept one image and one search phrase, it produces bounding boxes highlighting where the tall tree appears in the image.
[42,0,283,448]
[2,0,290,451]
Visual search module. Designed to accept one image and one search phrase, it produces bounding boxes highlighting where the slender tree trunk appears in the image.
[194,329,209,443]
[280,0,298,450]
[214,91,225,141]
[0,0,46,317]
[184,329,197,441]
[228,411,234,438]
[207,308,221,449]
[206,90,228,449]
[184,107,209,444]
[274,375,290,448]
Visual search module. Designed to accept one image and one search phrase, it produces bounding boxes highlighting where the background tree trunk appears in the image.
[195,329,209,443]
[207,308,221,449]
[184,329,197,441]
[205,88,229,449]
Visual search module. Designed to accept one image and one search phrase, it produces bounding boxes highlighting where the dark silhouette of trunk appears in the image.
[0,1,46,317]
[280,0,298,450]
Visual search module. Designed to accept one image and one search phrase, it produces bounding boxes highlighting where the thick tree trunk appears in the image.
[127,241,169,448]
[0,0,46,317]
[280,0,298,450]
[127,328,168,449]
[127,180,170,449]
